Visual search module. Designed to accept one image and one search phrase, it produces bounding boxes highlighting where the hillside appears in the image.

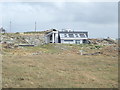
[1,43,118,88]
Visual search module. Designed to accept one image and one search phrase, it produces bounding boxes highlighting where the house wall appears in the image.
[55,33,59,43]
[61,39,83,44]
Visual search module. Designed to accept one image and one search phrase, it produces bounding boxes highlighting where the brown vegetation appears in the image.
[1,43,118,88]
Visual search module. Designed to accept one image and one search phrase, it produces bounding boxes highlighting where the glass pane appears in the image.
[68,34,74,37]
[64,34,67,37]
[75,34,79,37]
[79,34,85,38]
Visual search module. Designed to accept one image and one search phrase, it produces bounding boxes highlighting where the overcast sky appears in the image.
[0,2,118,38]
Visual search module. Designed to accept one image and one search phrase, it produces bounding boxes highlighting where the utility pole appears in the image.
[35,21,36,32]
[10,21,11,33]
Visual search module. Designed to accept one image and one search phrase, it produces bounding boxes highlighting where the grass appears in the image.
[2,44,118,88]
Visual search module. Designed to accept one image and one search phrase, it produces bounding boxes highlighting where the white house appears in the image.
[45,29,88,44]
[0,27,6,33]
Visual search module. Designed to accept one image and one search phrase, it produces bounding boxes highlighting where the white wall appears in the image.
[61,39,84,44]
[55,33,58,43]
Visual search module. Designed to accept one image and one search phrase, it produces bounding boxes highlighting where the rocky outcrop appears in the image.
[0,33,46,48]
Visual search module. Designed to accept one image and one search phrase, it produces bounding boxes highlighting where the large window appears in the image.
[79,34,86,38]
[64,34,67,37]
[68,34,74,38]
[75,34,79,37]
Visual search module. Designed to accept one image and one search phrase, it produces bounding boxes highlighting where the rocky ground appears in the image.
[0,33,118,48]
[0,33,119,88]
[1,43,118,88]
[0,33,45,48]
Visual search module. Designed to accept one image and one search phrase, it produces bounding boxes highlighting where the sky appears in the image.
[0,2,118,38]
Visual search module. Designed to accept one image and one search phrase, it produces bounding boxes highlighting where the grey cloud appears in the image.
[1,2,118,38]
[51,2,118,24]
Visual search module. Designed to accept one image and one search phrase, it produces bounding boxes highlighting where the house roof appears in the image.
[59,31,88,33]
[59,31,88,37]
[59,33,88,39]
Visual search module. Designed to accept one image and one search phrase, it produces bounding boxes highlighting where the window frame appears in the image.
[79,33,86,38]
[68,34,74,38]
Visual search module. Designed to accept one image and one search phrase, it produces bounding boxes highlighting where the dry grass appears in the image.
[2,44,118,88]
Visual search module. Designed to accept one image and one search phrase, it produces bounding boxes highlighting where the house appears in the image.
[0,27,6,34]
[45,29,88,44]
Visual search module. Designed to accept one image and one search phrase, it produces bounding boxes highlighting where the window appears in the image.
[68,34,74,37]
[75,40,80,44]
[64,34,67,37]
[79,34,86,38]
[75,34,79,37]
[64,40,73,42]
[60,34,64,37]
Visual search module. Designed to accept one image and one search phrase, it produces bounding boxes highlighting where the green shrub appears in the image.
[95,45,102,49]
